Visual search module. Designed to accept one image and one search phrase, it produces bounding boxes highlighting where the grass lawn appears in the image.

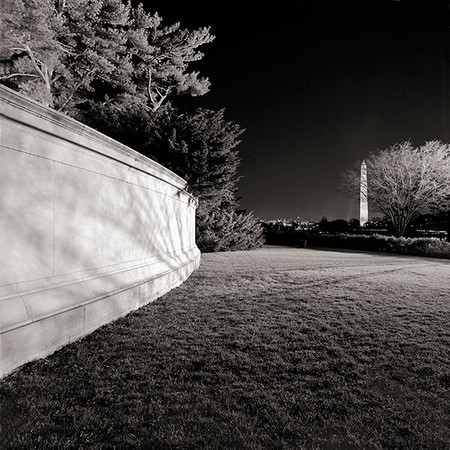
[1,246,449,449]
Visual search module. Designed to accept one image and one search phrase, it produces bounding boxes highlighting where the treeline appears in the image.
[0,0,264,252]
[264,213,450,243]
[263,213,450,256]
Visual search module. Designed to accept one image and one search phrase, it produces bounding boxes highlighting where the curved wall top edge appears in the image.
[0,85,195,202]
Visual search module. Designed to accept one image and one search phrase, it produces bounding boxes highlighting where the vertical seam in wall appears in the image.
[52,160,55,276]
[101,186,104,267]
[20,292,33,322]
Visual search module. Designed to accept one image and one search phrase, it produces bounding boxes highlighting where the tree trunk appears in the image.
[392,217,407,237]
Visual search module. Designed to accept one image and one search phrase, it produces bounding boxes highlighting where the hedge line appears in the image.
[306,234,450,258]
[265,232,450,259]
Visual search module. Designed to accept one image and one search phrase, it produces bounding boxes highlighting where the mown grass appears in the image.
[1,247,449,449]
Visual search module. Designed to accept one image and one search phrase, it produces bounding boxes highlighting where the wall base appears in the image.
[0,247,200,379]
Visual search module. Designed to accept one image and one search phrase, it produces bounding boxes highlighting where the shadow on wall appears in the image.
[0,143,194,288]
[0,86,199,377]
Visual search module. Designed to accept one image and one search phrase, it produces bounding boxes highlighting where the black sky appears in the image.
[140,0,449,221]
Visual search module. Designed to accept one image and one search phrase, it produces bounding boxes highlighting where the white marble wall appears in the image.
[0,86,200,378]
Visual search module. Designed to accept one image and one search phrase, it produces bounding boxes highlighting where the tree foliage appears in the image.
[342,141,450,236]
[196,208,265,253]
[143,107,264,252]
[0,0,65,106]
[0,0,214,113]
[0,0,132,109]
[55,0,132,111]
[0,0,263,252]
[127,5,214,112]
[146,108,241,204]
[85,104,264,252]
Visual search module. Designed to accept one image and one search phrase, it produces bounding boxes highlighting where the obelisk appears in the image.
[360,160,368,226]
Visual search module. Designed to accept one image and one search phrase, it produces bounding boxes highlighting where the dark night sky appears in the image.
[140,0,449,221]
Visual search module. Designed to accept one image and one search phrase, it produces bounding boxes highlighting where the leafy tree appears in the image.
[127,4,215,112]
[0,0,65,106]
[147,108,241,204]
[0,0,214,113]
[197,208,264,252]
[53,0,132,112]
[0,0,261,251]
[143,107,264,252]
[342,141,450,236]
[80,104,240,205]
[86,104,264,252]
[80,91,153,150]
[0,0,131,110]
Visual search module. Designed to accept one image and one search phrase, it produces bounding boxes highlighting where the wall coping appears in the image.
[0,85,197,205]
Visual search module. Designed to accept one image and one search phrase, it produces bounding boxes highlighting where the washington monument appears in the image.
[360,160,368,226]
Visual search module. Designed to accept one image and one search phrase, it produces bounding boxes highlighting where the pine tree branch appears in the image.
[21,44,48,85]
[56,69,94,111]
[147,68,156,104]
[0,73,40,80]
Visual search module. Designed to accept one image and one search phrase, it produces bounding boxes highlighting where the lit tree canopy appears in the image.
[0,0,131,109]
[0,0,214,113]
[127,5,214,111]
[0,0,261,252]
[0,0,65,106]
[342,141,450,236]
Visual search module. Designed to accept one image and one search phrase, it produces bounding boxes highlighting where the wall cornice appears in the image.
[0,85,197,206]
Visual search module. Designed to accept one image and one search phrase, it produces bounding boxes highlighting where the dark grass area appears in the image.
[1,247,449,449]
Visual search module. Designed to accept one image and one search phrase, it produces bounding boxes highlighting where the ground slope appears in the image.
[1,246,449,449]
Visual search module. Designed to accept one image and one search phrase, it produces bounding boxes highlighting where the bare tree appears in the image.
[342,141,450,236]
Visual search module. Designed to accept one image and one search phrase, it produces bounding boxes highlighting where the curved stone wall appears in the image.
[0,85,201,378]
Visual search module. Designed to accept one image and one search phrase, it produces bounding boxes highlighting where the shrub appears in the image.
[196,208,265,253]
[307,234,450,258]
